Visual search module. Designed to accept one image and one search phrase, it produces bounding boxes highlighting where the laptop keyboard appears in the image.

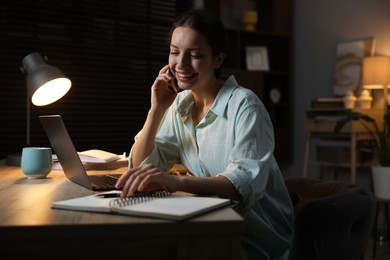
[89,175,119,190]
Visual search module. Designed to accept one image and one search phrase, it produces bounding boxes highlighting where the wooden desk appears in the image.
[0,160,244,259]
[303,108,383,184]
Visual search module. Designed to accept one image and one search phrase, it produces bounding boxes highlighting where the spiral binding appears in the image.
[109,190,171,207]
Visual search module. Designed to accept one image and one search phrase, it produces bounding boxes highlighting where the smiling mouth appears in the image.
[176,72,196,81]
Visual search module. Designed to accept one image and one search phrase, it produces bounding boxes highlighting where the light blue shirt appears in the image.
[129,75,293,259]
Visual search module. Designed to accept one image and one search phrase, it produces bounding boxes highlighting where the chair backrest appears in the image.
[285,177,376,260]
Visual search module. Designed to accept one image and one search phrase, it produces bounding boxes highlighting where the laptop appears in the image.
[39,115,122,191]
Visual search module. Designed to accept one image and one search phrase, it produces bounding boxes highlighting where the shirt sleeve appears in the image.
[217,101,276,214]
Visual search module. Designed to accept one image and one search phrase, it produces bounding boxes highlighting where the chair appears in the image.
[284,176,376,260]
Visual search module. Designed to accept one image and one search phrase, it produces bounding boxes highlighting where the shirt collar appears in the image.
[176,75,239,118]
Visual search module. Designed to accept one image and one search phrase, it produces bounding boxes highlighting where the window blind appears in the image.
[0,0,194,158]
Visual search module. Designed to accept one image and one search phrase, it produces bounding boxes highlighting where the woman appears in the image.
[116,9,293,259]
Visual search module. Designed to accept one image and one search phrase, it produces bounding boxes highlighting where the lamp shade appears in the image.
[21,52,71,106]
[362,56,390,89]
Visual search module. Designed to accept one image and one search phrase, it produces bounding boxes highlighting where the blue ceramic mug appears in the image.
[21,147,52,179]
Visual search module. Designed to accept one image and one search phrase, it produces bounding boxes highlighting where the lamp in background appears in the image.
[362,56,390,113]
[5,52,72,166]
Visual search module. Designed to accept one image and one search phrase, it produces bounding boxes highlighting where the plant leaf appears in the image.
[334,117,351,133]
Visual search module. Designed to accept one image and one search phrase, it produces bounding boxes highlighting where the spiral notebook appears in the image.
[51,191,230,221]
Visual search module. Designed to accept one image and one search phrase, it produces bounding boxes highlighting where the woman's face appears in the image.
[168,26,219,91]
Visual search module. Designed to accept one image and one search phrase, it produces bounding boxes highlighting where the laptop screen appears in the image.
[39,115,93,189]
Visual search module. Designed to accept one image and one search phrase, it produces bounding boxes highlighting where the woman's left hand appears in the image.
[115,163,180,197]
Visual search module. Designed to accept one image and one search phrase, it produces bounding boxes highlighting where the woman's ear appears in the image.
[214,53,226,69]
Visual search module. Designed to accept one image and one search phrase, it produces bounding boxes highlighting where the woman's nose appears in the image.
[176,54,190,69]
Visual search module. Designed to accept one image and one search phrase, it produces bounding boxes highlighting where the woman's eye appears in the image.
[190,53,202,58]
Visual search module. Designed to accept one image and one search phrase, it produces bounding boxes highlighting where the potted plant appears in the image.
[334,106,390,199]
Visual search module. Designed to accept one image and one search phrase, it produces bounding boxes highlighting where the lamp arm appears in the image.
[26,90,30,146]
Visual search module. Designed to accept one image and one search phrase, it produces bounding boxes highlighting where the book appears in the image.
[53,149,122,163]
[51,190,231,221]
[315,97,344,102]
[52,149,128,170]
[77,149,122,163]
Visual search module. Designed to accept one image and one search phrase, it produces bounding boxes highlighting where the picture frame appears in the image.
[333,36,375,96]
[246,46,269,71]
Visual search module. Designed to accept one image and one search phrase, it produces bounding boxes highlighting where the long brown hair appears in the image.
[169,9,229,77]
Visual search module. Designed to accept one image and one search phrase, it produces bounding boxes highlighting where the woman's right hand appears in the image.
[150,64,177,112]
[115,163,181,197]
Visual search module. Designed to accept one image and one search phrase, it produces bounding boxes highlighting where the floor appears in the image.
[365,238,390,260]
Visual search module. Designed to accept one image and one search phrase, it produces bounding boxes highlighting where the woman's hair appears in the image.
[169,9,229,77]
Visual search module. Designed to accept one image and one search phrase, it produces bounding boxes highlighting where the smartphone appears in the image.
[167,69,180,93]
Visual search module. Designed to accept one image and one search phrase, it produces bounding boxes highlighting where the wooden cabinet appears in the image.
[205,0,293,166]
[303,108,383,183]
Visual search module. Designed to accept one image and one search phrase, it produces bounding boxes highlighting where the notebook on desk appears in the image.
[39,115,123,191]
[52,190,231,221]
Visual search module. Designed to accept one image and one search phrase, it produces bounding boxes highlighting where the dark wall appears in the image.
[286,0,390,177]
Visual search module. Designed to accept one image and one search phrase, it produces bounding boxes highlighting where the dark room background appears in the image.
[0,0,194,159]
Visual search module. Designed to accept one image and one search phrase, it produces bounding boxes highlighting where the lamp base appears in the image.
[5,153,22,166]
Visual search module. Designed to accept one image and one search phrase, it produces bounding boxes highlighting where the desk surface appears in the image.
[304,108,384,133]
[0,160,244,259]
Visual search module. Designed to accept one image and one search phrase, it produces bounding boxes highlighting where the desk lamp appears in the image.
[362,56,390,113]
[5,52,72,166]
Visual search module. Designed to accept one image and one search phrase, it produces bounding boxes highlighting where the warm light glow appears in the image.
[362,56,390,89]
[31,77,71,106]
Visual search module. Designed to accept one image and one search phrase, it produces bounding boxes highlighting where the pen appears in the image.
[96,193,121,198]
[96,190,166,199]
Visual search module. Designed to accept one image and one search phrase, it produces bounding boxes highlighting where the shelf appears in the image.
[206,0,293,166]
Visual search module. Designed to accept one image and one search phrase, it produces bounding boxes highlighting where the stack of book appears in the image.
[52,149,128,170]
